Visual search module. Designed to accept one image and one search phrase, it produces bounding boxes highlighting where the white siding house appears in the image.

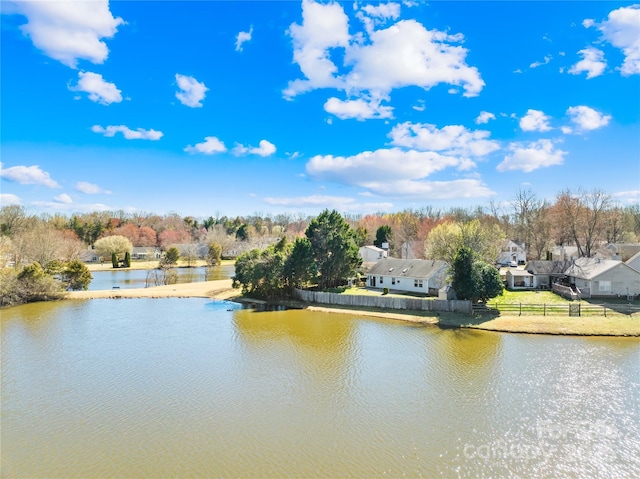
[563,258,640,299]
[366,258,449,296]
[497,240,526,265]
[359,245,388,263]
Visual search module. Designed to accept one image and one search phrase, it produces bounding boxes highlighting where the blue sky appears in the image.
[1,0,639,218]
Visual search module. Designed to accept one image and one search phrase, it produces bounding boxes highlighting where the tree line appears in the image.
[1,187,638,305]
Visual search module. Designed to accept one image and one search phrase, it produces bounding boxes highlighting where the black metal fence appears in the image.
[474,302,640,317]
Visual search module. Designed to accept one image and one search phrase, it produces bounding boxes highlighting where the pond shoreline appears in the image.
[65,280,640,337]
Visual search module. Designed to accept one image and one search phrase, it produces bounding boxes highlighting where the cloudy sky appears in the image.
[1,1,639,218]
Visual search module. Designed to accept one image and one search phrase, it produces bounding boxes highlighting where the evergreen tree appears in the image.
[305,210,361,289]
[374,225,393,249]
[284,237,317,292]
[451,246,503,302]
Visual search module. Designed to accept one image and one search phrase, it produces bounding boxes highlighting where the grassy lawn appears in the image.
[491,289,569,305]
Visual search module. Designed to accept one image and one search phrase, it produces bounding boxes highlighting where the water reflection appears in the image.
[1,299,638,478]
[88,264,234,290]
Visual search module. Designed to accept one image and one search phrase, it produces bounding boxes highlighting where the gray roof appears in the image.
[525,260,570,275]
[563,257,622,280]
[367,258,448,279]
[506,269,533,277]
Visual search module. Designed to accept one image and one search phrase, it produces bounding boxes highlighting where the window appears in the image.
[599,280,611,292]
[414,279,423,288]
[392,278,396,285]
[380,277,383,284]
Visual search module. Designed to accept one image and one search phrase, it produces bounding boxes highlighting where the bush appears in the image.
[382,287,389,295]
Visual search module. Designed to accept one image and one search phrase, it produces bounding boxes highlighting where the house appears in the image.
[505,269,535,290]
[551,245,580,262]
[605,243,640,262]
[496,240,526,266]
[366,258,449,296]
[627,251,640,273]
[131,246,161,260]
[524,260,571,289]
[562,257,640,299]
[80,248,100,263]
[359,245,388,264]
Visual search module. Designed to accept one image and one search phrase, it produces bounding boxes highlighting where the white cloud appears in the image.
[565,105,611,132]
[519,109,552,132]
[175,74,208,108]
[344,20,484,97]
[285,0,484,113]
[31,200,111,212]
[285,0,350,97]
[0,194,21,206]
[263,194,394,213]
[307,148,464,186]
[389,122,500,157]
[92,125,163,140]
[360,2,401,20]
[7,0,124,68]
[598,4,640,76]
[184,136,227,155]
[324,96,393,120]
[356,2,401,35]
[53,193,72,204]
[568,47,607,79]
[583,18,595,28]
[0,163,60,188]
[69,71,122,105]
[612,190,640,204]
[475,111,496,124]
[530,55,552,68]
[233,140,277,157]
[357,179,494,199]
[75,181,111,195]
[497,140,567,172]
[235,26,253,52]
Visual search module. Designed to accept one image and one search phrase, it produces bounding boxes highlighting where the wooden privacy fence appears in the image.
[294,289,472,314]
[475,302,640,317]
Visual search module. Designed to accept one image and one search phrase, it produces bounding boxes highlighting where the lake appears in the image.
[1,298,639,478]
[87,264,235,290]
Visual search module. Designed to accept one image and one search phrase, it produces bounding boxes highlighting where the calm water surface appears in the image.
[88,264,234,290]
[2,299,639,478]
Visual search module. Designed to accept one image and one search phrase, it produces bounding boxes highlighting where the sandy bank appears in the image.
[66,279,238,300]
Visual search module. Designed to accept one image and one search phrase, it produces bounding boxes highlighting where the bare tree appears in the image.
[554,188,612,257]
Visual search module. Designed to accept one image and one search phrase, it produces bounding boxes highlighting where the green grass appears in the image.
[491,289,570,305]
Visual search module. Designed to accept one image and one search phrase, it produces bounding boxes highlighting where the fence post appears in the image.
[544,303,546,316]
[519,303,522,316]
[603,305,606,317]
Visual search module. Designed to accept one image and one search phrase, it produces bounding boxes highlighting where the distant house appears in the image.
[524,260,571,290]
[605,243,640,262]
[131,247,161,260]
[562,257,640,299]
[497,240,526,266]
[551,245,580,262]
[366,258,449,296]
[80,248,100,263]
[359,245,388,264]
